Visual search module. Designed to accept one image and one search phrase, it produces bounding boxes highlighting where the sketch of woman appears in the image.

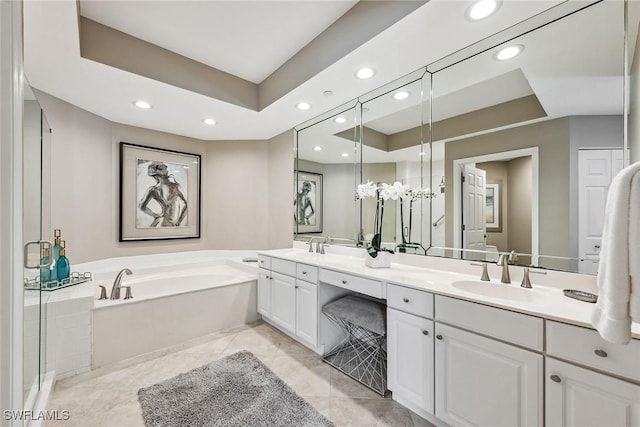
[295,181,315,225]
[138,161,188,227]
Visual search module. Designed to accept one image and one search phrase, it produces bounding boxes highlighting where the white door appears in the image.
[462,164,487,260]
[295,280,317,347]
[578,149,624,274]
[387,308,434,418]
[546,358,640,427]
[270,272,296,334]
[257,269,271,318]
[435,323,543,427]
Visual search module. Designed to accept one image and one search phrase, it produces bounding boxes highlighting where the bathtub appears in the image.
[89,252,259,368]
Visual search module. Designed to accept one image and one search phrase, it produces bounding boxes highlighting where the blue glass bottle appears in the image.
[50,229,61,282]
[39,246,51,285]
[56,240,70,282]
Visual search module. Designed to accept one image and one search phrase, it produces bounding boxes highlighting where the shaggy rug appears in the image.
[138,350,333,427]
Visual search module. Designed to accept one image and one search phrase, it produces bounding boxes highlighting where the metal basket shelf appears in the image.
[24,272,93,291]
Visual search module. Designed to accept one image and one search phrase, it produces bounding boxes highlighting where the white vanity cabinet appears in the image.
[545,321,640,427]
[387,284,435,418]
[434,296,543,427]
[546,358,640,427]
[257,256,318,348]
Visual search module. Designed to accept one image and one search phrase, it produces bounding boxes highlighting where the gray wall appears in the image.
[445,118,571,262]
[36,90,292,263]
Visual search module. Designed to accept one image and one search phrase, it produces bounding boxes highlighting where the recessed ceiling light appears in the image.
[362,107,370,113]
[134,100,152,109]
[494,44,524,61]
[313,146,322,151]
[297,102,311,110]
[323,90,334,97]
[341,152,349,157]
[393,91,410,101]
[355,67,375,80]
[419,151,426,156]
[203,118,216,125]
[335,116,347,124]
[466,0,500,21]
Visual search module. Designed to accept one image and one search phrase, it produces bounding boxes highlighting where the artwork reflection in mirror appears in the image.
[427,0,624,274]
[295,106,358,241]
[295,171,322,233]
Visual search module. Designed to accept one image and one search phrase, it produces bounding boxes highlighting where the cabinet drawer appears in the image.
[387,284,433,319]
[296,263,318,283]
[435,295,543,351]
[546,320,640,381]
[257,255,271,270]
[319,269,383,299]
[271,257,296,276]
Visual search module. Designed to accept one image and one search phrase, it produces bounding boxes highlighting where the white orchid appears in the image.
[356,180,378,199]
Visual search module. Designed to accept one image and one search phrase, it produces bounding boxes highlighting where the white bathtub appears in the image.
[89,252,259,368]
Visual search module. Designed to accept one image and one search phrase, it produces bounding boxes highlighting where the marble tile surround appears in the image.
[45,321,434,427]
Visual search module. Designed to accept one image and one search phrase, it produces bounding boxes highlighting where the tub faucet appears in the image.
[110,268,132,299]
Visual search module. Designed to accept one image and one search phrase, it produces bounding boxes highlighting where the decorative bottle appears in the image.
[56,240,70,282]
[50,229,61,281]
[39,246,51,285]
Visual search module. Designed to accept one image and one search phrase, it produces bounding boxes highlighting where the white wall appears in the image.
[35,90,292,263]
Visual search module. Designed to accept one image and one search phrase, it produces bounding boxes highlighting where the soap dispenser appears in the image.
[56,240,70,281]
[50,229,61,281]
[39,246,51,285]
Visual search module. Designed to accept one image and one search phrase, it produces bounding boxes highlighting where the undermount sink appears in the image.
[451,280,539,301]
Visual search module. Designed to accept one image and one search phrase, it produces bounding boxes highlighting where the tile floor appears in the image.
[46,321,436,427]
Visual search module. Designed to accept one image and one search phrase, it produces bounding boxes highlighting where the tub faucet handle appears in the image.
[122,286,133,300]
[98,285,108,300]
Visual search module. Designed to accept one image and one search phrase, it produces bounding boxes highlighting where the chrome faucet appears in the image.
[497,251,516,284]
[110,268,132,299]
[308,237,315,253]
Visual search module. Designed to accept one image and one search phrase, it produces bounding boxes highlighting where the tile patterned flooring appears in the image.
[46,321,436,427]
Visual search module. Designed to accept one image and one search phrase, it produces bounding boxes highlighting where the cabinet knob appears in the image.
[594,349,608,358]
[436,334,443,340]
[342,280,347,284]
[421,330,429,336]
[302,271,307,275]
[550,375,561,383]
[295,285,299,289]
[402,297,410,303]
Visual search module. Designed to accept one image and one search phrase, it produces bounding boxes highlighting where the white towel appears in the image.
[591,160,640,344]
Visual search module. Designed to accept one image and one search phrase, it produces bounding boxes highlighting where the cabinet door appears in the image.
[270,272,296,334]
[295,280,317,347]
[257,269,271,318]
[546,358,640,427]
[387,308,434,417]
[435,323,542,427]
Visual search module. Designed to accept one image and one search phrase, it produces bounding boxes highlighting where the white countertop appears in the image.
[258,248,640,340]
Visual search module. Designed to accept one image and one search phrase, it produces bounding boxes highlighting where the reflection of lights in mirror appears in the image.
[341,153,349,158]
[493,44,524,61]
[313,146,322,151]
[334,116,347,124]
[202,118,216,125]
[134,100,152,109]
[393,91,410,100]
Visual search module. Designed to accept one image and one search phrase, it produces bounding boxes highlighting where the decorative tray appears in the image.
[563,289,598,303]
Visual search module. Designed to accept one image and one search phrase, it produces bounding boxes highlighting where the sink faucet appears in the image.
[110,268,132,299]
[497,251,516,284]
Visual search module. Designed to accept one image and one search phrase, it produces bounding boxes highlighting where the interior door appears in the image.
[578,149,623,274]
[462,164,487,260]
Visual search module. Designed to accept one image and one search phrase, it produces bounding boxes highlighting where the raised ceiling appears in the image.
[24,0,606,141]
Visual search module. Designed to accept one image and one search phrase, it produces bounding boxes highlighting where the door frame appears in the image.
[0,0,25,421]
[452,147,539,264]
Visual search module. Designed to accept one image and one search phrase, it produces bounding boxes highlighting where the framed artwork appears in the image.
[295,171,323,233]
[120,142,201,241]
[485,182,502,232]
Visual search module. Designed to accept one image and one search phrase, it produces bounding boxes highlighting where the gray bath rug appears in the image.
[138,350,334,427]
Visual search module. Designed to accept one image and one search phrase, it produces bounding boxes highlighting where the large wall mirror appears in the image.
[294,0,627,275]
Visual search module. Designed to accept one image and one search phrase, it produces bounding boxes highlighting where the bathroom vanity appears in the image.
[257,248,640,427]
